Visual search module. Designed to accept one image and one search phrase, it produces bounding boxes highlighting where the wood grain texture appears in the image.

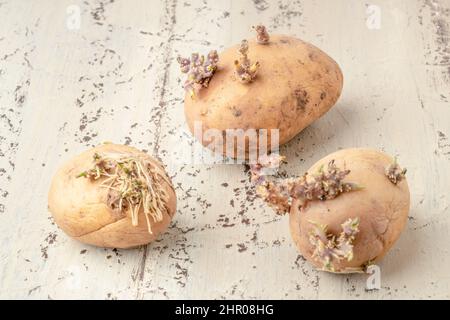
[0,0,449,299]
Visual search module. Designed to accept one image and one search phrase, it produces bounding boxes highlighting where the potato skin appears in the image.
[48,144,176,249]
[184,35,343,158]
[289,148,410,273]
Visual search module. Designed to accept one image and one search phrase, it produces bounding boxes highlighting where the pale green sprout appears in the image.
[308,217,360,272]
[385,158,407,184]
[77,152,171,234]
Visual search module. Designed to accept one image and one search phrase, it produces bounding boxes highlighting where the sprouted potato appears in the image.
[48,144,176,249]
[178,26,343,159]
[251,148,410,273]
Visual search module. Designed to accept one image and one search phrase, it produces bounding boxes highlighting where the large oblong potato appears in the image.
[184,35,343,158]
[48,144,176,249]
[289,148,410,273]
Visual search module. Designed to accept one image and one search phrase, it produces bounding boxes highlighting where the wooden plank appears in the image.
[0,0,449,299]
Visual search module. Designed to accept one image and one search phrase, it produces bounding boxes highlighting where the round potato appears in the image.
[289,148,410,273]
[48,144,176,249]
[184,35,343,159]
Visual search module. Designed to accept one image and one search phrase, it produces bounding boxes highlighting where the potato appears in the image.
[251,148,410,273]
[183,35,343,159]
[48,144,176,249]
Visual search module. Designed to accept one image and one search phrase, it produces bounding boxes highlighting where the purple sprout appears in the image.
[292,160,361,201]
[253,24,270,44]
[309,217,360,272]
[177,50,219,98]
[385,160,407,184]
[249,157,362,215]
[234,40,260,83]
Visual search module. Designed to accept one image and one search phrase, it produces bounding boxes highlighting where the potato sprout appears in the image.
[177,50,219,98]
[234,40,260,83]
[77,152,171,234]
[253,24,270,44]
[309,218,360,272]
[250,154,362,214]
[385,160,407,185]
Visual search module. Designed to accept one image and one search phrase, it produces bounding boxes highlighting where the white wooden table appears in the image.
[1,0,449,299]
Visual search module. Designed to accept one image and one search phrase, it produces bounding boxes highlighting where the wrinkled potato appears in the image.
[48,144,176,249]
[184,35,343,159]
[250,148,410,273]
[289,148,410,273]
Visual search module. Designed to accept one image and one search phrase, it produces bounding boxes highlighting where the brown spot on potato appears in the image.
[312,72,322,81]
[320,91,327,100]
[294,89,309,111]
[232,106,242,117]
